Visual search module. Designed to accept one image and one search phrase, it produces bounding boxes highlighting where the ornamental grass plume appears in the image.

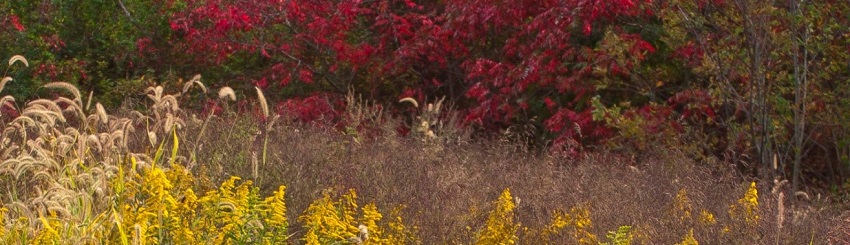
[218,87,236,101]
[0,77,12,94]
[8,55,28,67]
[181,74,206,94]
[43,82,82,103]
[255,86,269,119]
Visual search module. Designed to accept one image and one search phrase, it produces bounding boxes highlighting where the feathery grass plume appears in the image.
[22,109,65,128]
[94,103,108,125]
[194,80,207,93]
[43,82,83,103]
[182,74,206,94]
[53,97,85,120]
[129,110,150,124]
[85,91,94,111]
[164,112,185,131]
[27,99,62,115]
[8,55,28,67]
[218,87,236,101]
[164,114,175,133]
[190,73,201,83]
[111,119,133,149]
[1,95,14,108]
[182,77,194,94]
[0,163,13,175]
[160,95,180,112]
[0,94,15,119]
[145,85,164,103]
[266,114,280,132]
[771,178,788,234]
[63,127,81,138]
[148,131,157,147]
[31,170,53,182]
[12,156,38,180]
[254,86,274,171]
[97,132,116,151]
[255,86,269,118]
[11,114,37,129]
[252,152,259,179]
[0,77,11,92]
[399,97,419,108]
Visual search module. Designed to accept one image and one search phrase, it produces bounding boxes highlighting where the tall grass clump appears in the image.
[0,64,420,244]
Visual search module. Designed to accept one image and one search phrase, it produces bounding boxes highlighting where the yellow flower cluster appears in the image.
[674,189,693,221]
[729,182,759,226]
[299,189,417,245]
[675,229,699,245]
[673,188,716,226]
[0,207,6,238]
[0,129,418,244]
[114,157,289,245]
[698,210,715,225]
[540,206,598,244]
[32,213,60,245]
[475,188,519,245]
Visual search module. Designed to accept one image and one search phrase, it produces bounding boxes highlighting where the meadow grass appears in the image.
[0,55,848,244]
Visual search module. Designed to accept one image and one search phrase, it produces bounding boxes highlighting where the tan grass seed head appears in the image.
[218,87,236,101]
[0,77,12,92]
[43,82,82,102]
[8,55,28,67]
[255,86,269,118]
[399,97,418,108]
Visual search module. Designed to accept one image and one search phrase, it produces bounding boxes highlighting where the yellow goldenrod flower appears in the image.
[675,228,699,245]
[698,210,716,225]
[475,188,519,245]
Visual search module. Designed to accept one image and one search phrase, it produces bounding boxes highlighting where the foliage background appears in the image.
[1,2,850,242]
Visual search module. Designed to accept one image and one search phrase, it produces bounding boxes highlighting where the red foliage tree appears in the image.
[168,0,658,149]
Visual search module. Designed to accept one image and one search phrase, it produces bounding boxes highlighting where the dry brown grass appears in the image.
[184,108,849,244]
[1,65,846,243]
